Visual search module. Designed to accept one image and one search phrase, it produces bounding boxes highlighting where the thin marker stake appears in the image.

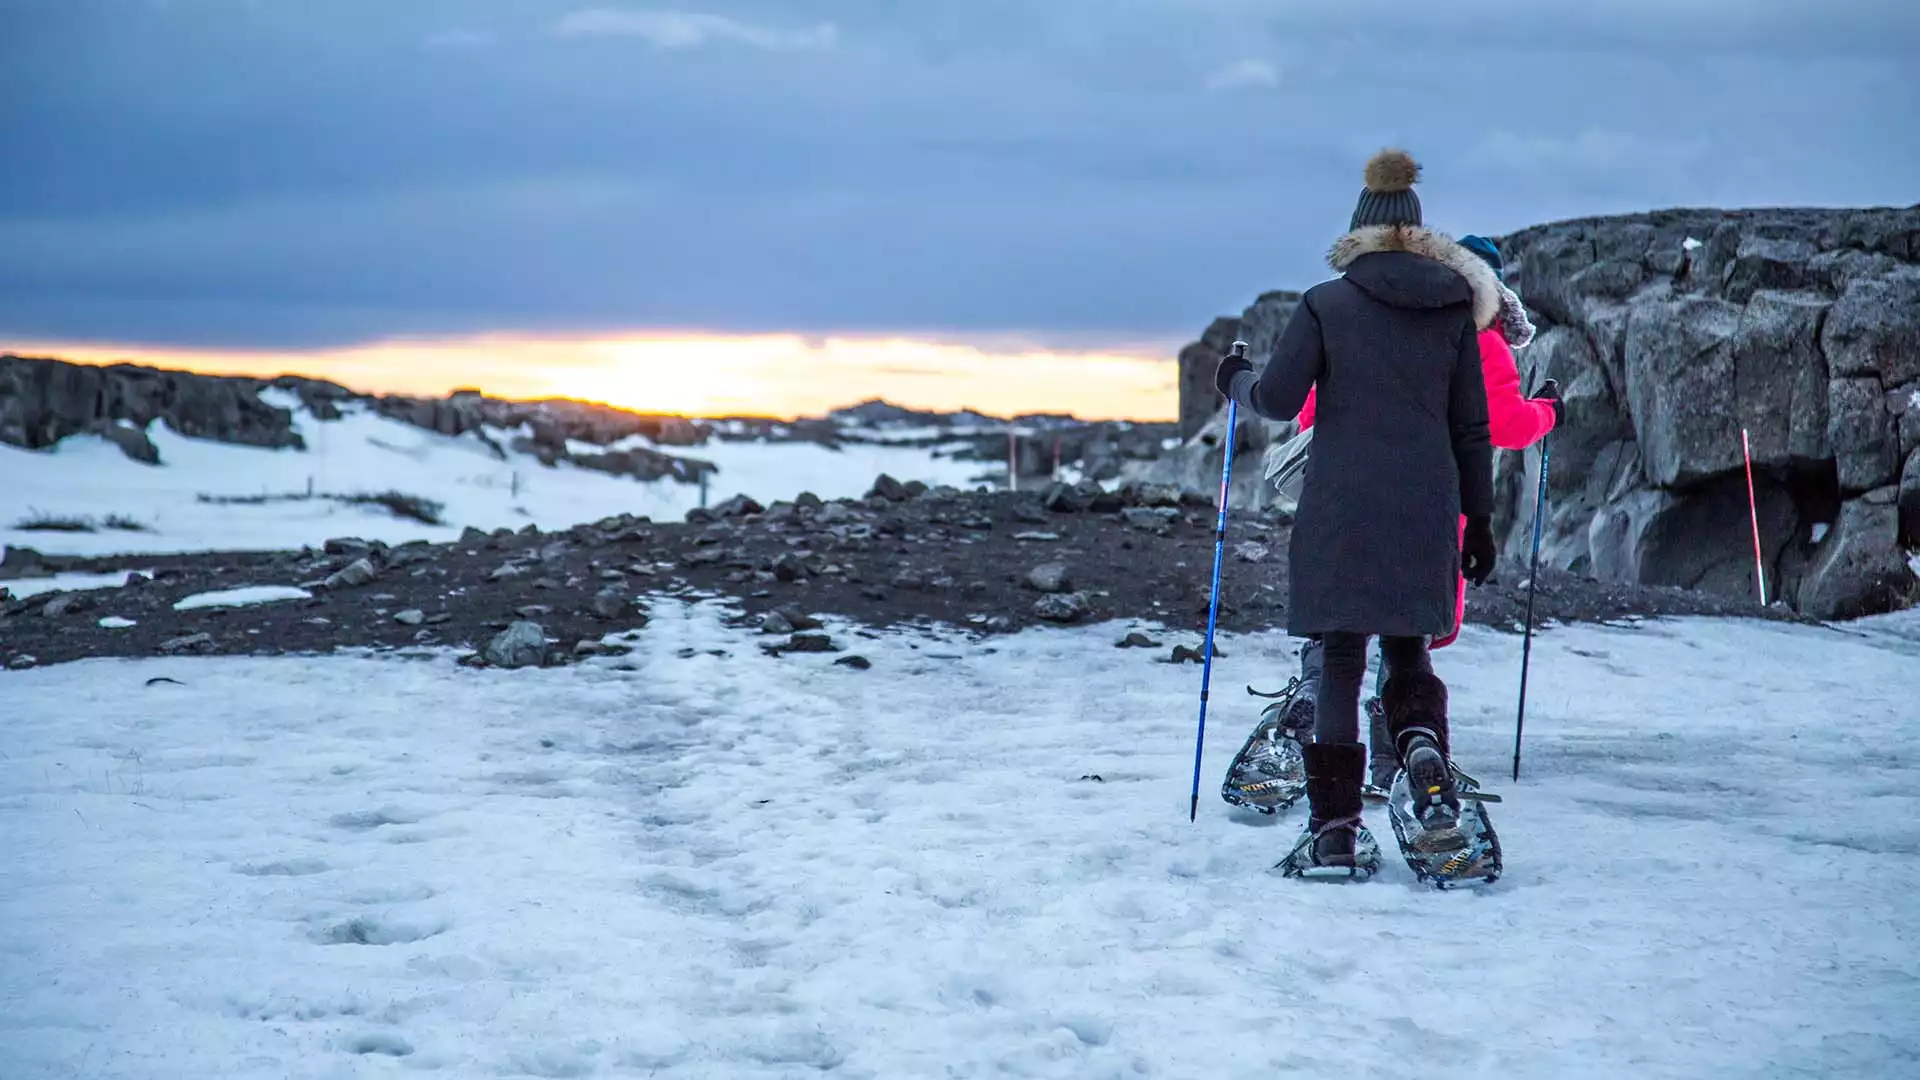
[1742,428,1767,606]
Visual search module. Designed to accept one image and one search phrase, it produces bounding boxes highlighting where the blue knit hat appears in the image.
[1459,235,1503,281]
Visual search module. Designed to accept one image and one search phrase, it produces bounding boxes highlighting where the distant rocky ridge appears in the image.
[0,354,1174,490]
[1164,205,1920,620]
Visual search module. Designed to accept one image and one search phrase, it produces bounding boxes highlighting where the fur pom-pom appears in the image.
[1363,149,1420,193]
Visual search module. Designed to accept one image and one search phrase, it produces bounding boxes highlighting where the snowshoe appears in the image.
[1385,762,1503,888]
[1376,671,1503,888]
[1278,814,1383,881]
[1220,678,1313,813]
[1277,742,1381,881]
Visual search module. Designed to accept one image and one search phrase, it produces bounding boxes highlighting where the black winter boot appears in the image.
[1383,671,1462,844]
[1278,742,1380,879]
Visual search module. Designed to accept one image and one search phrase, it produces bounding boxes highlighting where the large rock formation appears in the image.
[1163,206,1919,620]
[0,354,307,462]
[1496,206,1919,619]
[1176,291,1302,440]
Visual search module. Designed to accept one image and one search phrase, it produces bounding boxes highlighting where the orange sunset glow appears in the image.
[8,333,1183,421]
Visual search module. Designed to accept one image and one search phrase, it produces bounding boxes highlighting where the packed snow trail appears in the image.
[2,608,1916,1078]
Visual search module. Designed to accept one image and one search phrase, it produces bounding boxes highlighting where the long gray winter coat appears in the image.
[1228,225,1498,637]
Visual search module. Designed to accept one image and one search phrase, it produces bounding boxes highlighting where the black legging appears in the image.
[1313,633,1432,744]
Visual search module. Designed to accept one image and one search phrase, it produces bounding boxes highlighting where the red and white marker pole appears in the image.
[1742,428,1767,606]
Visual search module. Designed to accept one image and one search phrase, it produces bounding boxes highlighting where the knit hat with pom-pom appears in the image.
[1350,149,1422,230]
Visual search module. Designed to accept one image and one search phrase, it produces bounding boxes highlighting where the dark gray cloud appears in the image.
[2,0,1914,349]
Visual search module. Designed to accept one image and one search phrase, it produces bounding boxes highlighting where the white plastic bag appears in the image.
[1262,425,1312,514]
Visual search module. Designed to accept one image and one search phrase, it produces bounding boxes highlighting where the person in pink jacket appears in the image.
[1288,235,1561,794]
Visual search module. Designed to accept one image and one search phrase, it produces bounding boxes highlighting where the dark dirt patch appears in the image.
[0,487,1799,670]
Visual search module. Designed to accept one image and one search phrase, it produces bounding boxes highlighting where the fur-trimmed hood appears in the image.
[1328,225,1504,331]
[1493,281,1535,349]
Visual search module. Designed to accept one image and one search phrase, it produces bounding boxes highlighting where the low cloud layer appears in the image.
[4,1,1915,350]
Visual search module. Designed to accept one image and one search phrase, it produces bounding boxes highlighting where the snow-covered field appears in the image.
[4,606,1916,1078]
[0,399,995,558]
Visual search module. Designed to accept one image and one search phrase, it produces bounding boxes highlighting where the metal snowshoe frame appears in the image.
[1384,762,1504,888]
[1277,815,1384,882]
[1219,678,1312,814]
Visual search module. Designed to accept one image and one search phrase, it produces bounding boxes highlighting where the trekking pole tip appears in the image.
[1229,340,1248,359]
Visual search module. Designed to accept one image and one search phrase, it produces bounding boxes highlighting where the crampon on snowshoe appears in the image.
[1385,762,1503,888]
[1277,815,1383,881]
[1220,679,1314,813]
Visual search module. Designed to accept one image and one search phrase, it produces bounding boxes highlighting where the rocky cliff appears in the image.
[0,355,310,463]
[1166,206,1920,620]
[1496,206,1919,619]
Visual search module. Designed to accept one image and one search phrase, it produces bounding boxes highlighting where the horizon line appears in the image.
[3,330,1186,424]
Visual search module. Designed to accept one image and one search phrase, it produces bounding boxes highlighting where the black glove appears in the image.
[1462,515,1497,586]
[1533,378,1565,426]
[1214,353,1253,399]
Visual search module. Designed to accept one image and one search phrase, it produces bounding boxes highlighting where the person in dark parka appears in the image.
[1213,148,1498,874]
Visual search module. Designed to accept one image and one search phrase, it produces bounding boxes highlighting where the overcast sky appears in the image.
[4,0,1916,351]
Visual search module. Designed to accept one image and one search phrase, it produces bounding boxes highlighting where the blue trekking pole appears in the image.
[1512,438,1550,782]
[1189,341,1247,822]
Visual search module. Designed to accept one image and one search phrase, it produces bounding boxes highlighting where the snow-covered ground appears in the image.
[0,399,995,559]
[3,607,1916,1078]
[0,568,154,599]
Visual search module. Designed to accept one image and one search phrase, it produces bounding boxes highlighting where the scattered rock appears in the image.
[984,615,1015,633]
[460,526,488,545]
[867,474,910,502]
[387,542,434,568]
[515,604,552,618]
[1013,531,1062,542]
[795,491,824,511]
[1032,592,1091,623]
[486,563,523,582]
[1169,643,1227,664]
[1025,562,1073,593]
[483,621,548,669]
[323,537,372,556]
[1124,482,1182,508]
[776,605,823,630]
[392,608,426,626]
[1121,507,1180,530]
[590,587,628,619]
[159,632,216,655]
[6,654,36,670]
[890,570,927,591]
[1042,481,1093,513]
[40,593,94,617]
[773,553,807,582]
[859,586,890,601]
[324,558,378,589]
[761,611,794,634]
[1234,541,1270,563]
[711,494,764,519]
[835,655,872,670]
[1115,631,1162,648]
[785,631,838,653]
[426,613,453,625]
